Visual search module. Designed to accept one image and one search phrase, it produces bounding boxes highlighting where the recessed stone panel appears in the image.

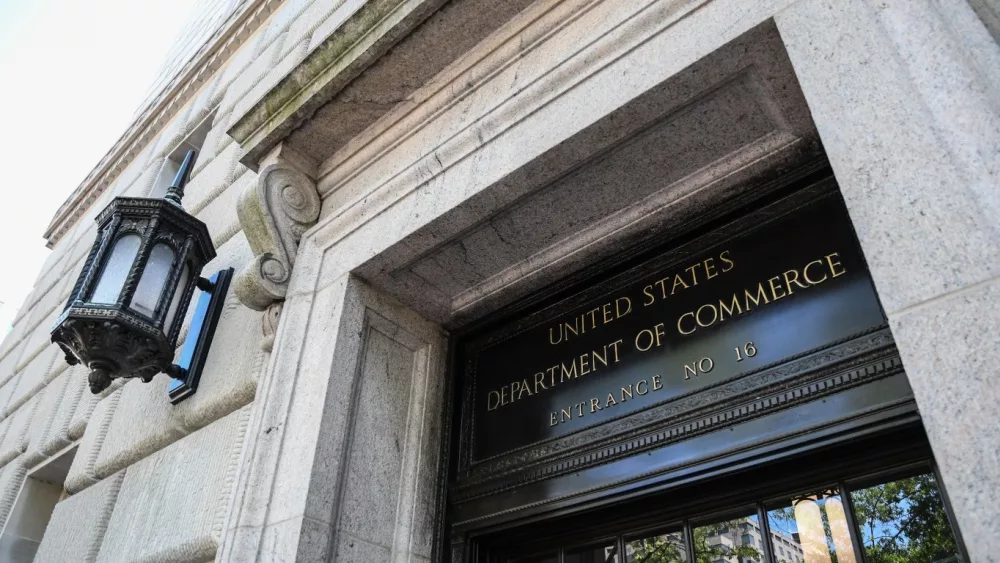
[40,371,87,458]
[93,376,188,480]
[0,396,35,468]
[67,364,102,441]
[21,372,71,468]
[16,310,62,374]
[6,346,60,415]
[96,405,250,563]
[66,390,121,494]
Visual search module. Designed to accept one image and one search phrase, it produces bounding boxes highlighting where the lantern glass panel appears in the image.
[164,263,190,335]
[91,234,141,304]
[130,243,175,318]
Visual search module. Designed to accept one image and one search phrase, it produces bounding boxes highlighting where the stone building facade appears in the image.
[0,0,997,561]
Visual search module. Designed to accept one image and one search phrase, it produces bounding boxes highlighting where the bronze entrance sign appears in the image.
[465,190,886,461]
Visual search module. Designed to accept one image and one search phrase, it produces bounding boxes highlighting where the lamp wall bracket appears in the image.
[169,267,234,404]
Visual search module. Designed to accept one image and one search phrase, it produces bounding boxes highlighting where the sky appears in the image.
[0,0,200,333]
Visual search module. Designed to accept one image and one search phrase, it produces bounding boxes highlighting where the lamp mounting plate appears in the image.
[168,268,234,404]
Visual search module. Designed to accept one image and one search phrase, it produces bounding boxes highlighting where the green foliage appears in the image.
[629,520,762,563]
[616,474,961,563]
[629,534,686,563]
[851,474,960,563]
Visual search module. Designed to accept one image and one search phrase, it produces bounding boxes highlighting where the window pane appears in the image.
[767,489,855,563]
[91,234,140,304]
[130,243,174,318]
[565,541,619,563]
[849,472,962,563]
[164,263,190,335]
[693,511,764,563]
[625,528,686,562]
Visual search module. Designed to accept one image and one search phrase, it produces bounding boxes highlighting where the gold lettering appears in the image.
[635,328,655,352]
[616,296,632,318]
[534,372,547,394]
[548,325,562,345]
[719,293,744,321]
[621,384,633,402]
[608,339,624,362]
[586,308,600,330]
[768,276,788,301]
[590,398,602,413]
[720,250,735,272]
[605,393,618,407]
[653,322,666,348]
[784,269,808,294]
[636,380,649,395]
[564,319,579,339]
[509,381,520,403]
[550,412,558,426]
[684,362,698,380]
[602,303,614,324]
[560,360,577,382]
[826,253,846,277]
[677,312,696,335]
[643,284,656,306]
[685,264,700,287]
[576,402,585,417]
[704,257,718,280]
[652,374,663,390]
[592,346,608,370]
[671,273,690,295]
[579,353,591,376]
[561,407,572,423]
[501,385,510,406]
[696,303,718,327]
[655,278,669,299]
[684,363,698,379]
[488,391,500,411]
[547,365,558,387]
[699,357,714,373]
[803,259,828,285]
[745,283,770,309]
[517,378,532,400]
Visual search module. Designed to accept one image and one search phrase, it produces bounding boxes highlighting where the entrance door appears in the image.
[483,428,966,563]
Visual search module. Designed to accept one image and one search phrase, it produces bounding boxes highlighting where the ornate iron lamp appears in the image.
[51,151,232,403]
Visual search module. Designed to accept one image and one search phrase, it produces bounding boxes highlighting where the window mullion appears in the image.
[683,520,696,562]
[757,502,776,563]
[839,481,868,563]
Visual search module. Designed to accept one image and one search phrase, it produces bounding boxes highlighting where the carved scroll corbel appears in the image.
[234,159,320,311]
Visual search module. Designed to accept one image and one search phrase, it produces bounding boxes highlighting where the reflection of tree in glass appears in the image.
[629,524,764,563]
[850,474,961,563]
[692,520,762,563]
[629,534,686,563]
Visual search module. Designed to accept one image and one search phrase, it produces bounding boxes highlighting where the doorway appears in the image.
[478,428,966,563]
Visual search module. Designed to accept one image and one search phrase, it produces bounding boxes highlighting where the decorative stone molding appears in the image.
[234,154,319,311]
[260,302,283,352]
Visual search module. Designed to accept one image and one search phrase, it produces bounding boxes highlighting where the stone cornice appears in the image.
[43,0,283,248]
[227,0,445,170]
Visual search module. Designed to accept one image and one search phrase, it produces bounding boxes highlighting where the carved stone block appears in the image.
[235,155,320,311]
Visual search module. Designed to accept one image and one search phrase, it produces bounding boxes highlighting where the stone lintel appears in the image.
[227,0,447,170]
